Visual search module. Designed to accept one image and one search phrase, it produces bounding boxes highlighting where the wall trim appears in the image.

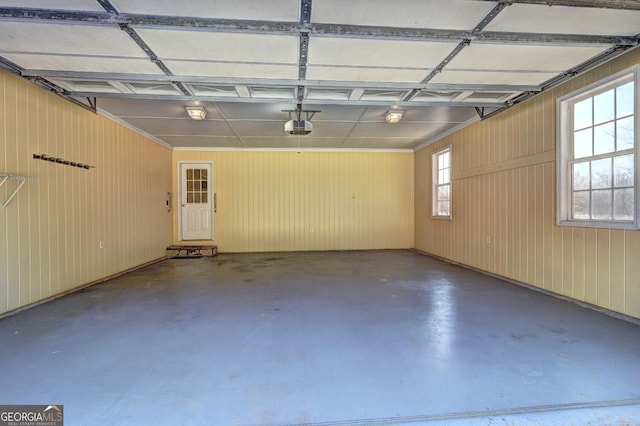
[0,257,167,320]
[454,150,555,180]
[172,147,414,153]
[414,249,640,325]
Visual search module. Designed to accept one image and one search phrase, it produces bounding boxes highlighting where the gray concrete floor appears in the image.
[1,250,639,426]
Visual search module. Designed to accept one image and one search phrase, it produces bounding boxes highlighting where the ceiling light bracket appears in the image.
[282,103,320,121]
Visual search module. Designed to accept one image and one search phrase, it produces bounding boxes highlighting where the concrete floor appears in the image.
[1,250,639,425]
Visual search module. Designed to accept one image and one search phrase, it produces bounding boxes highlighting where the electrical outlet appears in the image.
[99,240,105,249]
[485,236,491,245]
[309,227,314,233]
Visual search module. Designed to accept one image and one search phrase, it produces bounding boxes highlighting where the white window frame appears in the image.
[432,146,452,219]
[557,65,640,230]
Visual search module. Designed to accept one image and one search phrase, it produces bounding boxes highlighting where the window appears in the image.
[557,66,639,229]
[432,146,451,218]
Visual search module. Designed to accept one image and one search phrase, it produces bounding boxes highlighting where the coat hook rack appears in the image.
[0,174,36,210]
[33,153,95,170]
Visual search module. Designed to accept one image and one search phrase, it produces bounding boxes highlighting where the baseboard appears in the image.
[0,256,167,320]
[413,249,640,326]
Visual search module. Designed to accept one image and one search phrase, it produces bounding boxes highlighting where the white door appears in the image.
[180,162,213,240]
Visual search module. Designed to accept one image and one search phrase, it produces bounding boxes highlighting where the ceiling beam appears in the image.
[309,23,633,45]
[22,69,541,92]
[404,2,508,102]
[0,7,635,46]
[474,0,640,11]
[68,91,506,108]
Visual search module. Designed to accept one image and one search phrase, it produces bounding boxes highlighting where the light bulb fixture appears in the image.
[384,110,404,124]
[185,106,207,120]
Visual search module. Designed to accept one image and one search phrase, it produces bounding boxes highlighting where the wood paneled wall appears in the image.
[415,47,640,319]
[0,70,172,316]
[172,150,414,252]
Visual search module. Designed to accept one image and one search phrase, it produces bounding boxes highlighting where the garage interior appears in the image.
[1,1,640,425]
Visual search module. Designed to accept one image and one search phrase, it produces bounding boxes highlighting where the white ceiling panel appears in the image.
[216,102,295,119]
[295,138,346,149]
[348,122,438,139]
[309,37,459,68]
[125,118,238,137]
[0,22,145,57]
[243,138,308,149]
[306,88,351,101]
[341,138,416,149]
[0,0,102,10]
[111,0,300,21]
[188,84,239,98]
[250,87,296,99]
[485,4,640,37]
[449,43,609,72]
[296,122,355,138]
[161,136,246,148]
[431,70,558,86]
[166,61,299,80]
[231,121,292,137]
[307,66,428,84]
[313,0,496,30]
[359,105,475,123]
[231,120,354,138]
[3,54,163,74]
[99,99,225,119]
[136,29,298,64]
[309,105,367,121]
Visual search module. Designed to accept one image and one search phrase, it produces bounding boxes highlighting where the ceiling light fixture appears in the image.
[385,110,404,124]
[185,106,207,120]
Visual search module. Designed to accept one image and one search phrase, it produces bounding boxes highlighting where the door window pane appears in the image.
[186,168,210,204]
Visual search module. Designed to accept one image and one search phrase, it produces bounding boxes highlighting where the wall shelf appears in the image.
[0,174,36,210]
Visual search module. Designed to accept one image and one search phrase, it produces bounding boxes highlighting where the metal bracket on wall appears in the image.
[0,174,36,210]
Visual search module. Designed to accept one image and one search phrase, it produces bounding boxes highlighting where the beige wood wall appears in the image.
[172,150,414,252]
[0,70,173,316]
[415,47,640,319]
